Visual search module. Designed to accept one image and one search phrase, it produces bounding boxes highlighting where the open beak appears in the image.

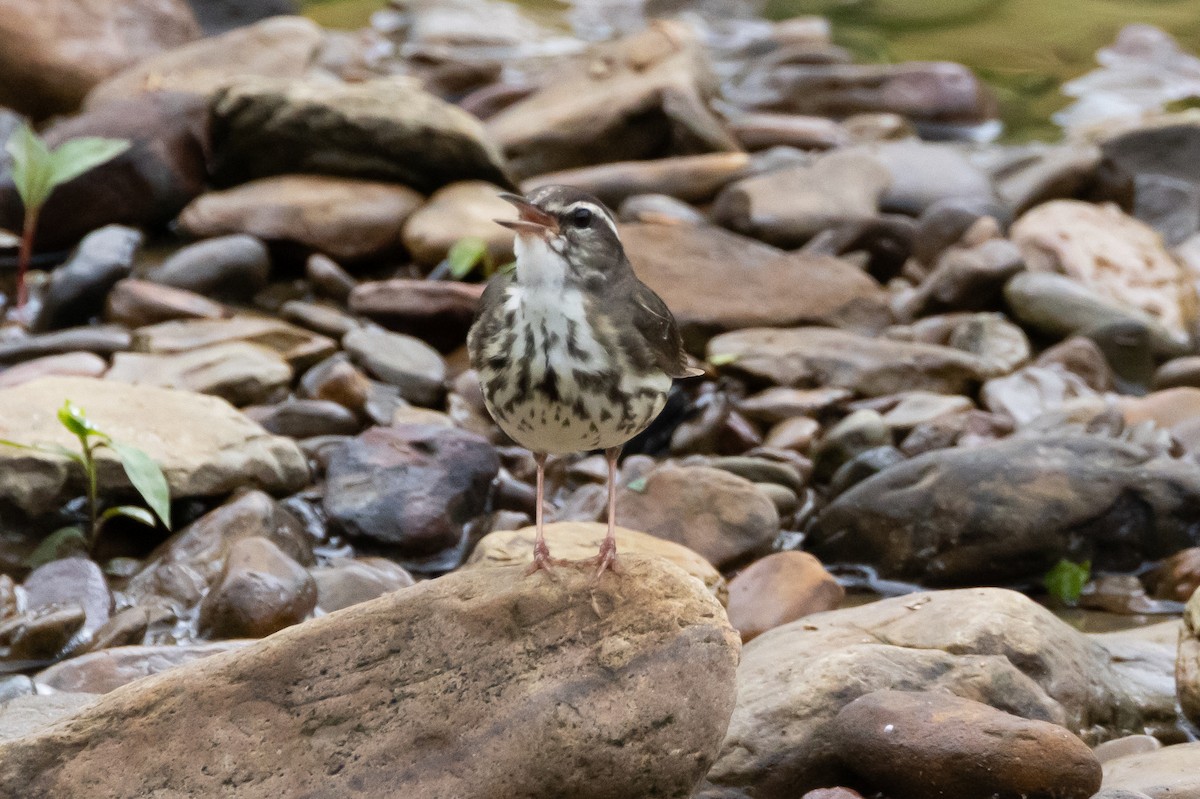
[495,193,558,236]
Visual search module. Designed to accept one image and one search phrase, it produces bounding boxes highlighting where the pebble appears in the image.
[727,551,843,641]
[198,536,317,639]
[342,326,447,407]
[148,234,271,300]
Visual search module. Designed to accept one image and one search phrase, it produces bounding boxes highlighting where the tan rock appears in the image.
[106,343,292,407]
[132,316,336,371]
[708,326,987,397]
[0,377,308,516]
[0,0,200,118]
[0,352,107,389]
[1101,742,1200,798]
[178,175,423,263]
[85,16,324,109]
[198,537,317,639]
[0,558,740,799]
[829,690,1101,799]
[104,279,226,328]
[34,641,248,694]
[623,223,884,350]
[613,465,779,570]
[1012,200,1198,341]
[727,552,842,641]
[523,152,751,207]
[401,181,516,267]
[1179,587,1200,729]
[466,521,727,604]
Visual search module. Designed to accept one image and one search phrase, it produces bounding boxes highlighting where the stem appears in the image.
[82,435,98,549]
[16,207,37,311]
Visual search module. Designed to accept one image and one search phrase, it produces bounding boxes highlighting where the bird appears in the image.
[467,185,699,578]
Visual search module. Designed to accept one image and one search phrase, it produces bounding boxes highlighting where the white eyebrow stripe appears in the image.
[567,201,620,240]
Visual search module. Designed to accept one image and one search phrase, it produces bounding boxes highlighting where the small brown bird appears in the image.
[467,186,698,576]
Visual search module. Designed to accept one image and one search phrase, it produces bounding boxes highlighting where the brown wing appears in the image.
[631,281,701,379]
[467,270,513,372]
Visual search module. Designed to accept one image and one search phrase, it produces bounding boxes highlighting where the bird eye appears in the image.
[570,207,593,228]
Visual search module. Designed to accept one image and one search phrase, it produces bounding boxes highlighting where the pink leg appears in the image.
[526,453,556,575]
[592,446,621,578]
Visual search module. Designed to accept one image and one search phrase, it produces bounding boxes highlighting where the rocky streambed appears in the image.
[1,1,1200,798]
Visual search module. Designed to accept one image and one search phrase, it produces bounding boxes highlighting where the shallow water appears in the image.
[303,0,1200,140]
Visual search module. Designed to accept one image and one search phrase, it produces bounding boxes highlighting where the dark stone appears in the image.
[0,326,131,364]
[0,92,208,253]
[149,234,270,300]
[1100,122,1200,243]
[185,0,298,34]
[809,435,1200,585]
[34,226,142,331]
[827,445,905,497]
[243,399,361,439]
[323,425,500,563]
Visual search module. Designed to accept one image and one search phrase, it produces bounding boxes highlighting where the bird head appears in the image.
[496,186,626,286]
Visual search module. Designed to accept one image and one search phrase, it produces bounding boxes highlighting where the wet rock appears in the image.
[812,410,891,480]
[178,175,423,264]
[2,606,86,660]
[105,279,227,328]
[349,279,483,352]
[713,150,889,247]
[0,377,308,517]
[809,435,1200,585]
[624,224,884,349]
[85,16,321,107]
[726,112,849,152]
[1004,271,1190,358]
[0,326,131,364]
[244,399,361,439]
[34,641,248,694]
[828,445,906,496]
[1149,548,1200,602]
[488,23,736,179]
[982,365,1100,426]
[1093,735,1163,764]
[1011,200,1197,343]
[617,193,707,225]
[523,153,750,208]
[1100,121,1200,244]
[34,225,142,331]
[1100,742,1200,798]
[106,343,291,407]
[873,140,996,215]
[0,676,34,704]
[209,75,511,191]
[0,0,200,118]
[880,392,974,430]
[342,326,446,407]
[727,552,842,642]
[127,490,312,611]
[198,536,316,639]
[0,694,101,743]
[1153,356,1200,390]
[898,236,1025,319]
[306,253,357,302]
[148,234,271,301]
[709,327,987,397]
[610,465,779,570]
[708,588,1173,798]
[311,557,414,614]
[298,353,371,413]
[23,558,111,643]
[80,604,172,652]
[728,60,996,128]
[0,557,738,799]
[401,181,516,268]
[0,92,209,252]
[0,353,107,389]
[324,425,499,561]
[132,317,335,371]
[829,690,1101,799]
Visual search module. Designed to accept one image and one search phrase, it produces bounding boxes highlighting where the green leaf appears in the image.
[1044,558,1091,606]
[626,476,648,493]
[707,352,739,367]
[25,526,88,569]
[48,136,130,187]
[5,122,55,211]
[0,438,83,463]
[57,400,99,438]
[99,504,157,527]
[104,440,170,528]
[446,237,488,279]
[494,260,516,277]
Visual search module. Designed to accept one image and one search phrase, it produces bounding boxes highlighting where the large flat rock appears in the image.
[0,377,308,516]
[0,557,739,799]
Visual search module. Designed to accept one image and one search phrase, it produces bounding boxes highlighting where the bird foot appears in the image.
[524,540,568,576]
[586,540,621,581]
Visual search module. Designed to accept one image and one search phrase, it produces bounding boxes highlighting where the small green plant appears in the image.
[445,236,513,280]
[1044,558,1091,606]
[4,122,130,310]
[1,400,170,559]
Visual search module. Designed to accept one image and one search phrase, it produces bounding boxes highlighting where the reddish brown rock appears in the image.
[198,537,317,639]
[727,552,843,641]
[349,280,484,353]
[105,279,227,328]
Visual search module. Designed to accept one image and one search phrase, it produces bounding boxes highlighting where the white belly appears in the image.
[477,285,671,455]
